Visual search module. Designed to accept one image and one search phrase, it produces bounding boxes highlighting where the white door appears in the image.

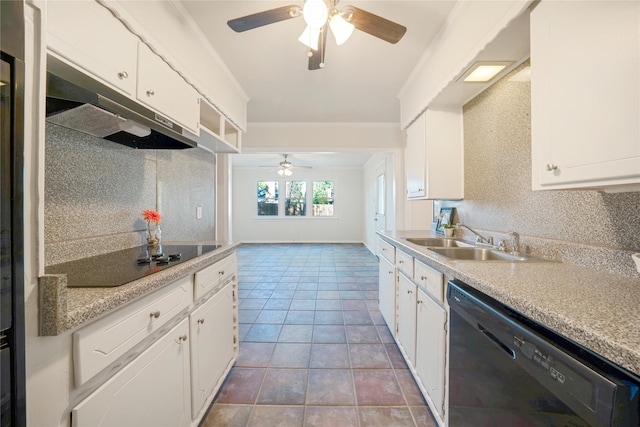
[72,319,191,427]
[378,256,396,334]
[397,273,417,366]
[190,282,235,418]
[416,288,447,421]
[375,167,386,231]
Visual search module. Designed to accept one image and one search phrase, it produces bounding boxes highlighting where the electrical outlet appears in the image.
[196,206,203,219]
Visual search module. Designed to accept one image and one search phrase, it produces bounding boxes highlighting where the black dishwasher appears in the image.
[447,279,639,427]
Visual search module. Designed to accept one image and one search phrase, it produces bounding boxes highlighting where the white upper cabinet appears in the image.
[405,108,464,200]
[136,43,200,134]
[531,1,640,192]
[47,0,138,96]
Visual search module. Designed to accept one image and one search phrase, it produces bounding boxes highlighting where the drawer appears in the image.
[73,275,193,387]
[396,250,414,279]
[377,237,396,264]
[414,260,444,303]
[194,253,237,300]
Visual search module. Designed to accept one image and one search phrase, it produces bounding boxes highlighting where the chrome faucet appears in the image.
[508,231,520,255]
[455,223,493,246]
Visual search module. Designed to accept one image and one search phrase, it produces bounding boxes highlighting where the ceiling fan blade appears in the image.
[228,5,302,33]
[308,25,328,70]
[348,6,407,44]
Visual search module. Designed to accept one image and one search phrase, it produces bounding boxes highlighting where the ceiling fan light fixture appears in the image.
[329,13,354,45]
[298,25,320,50]
[302,0,328,28]
[277,168,293,177]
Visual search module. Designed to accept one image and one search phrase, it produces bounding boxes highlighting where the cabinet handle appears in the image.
[407,290,413,294]
[545,163,558,171]
[118,71,128,79]
[150,311,160,319]
[420,276,427,281]
[399,260,404,264]
[146,89,155,96]
[388,271,393,275]
[417,300,423,305]
[382,248,387,251]
[178,335,188,342]
[197,319,205,324]
[219,270,225,276]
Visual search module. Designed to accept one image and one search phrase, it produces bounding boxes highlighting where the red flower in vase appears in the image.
[142,209,161,223]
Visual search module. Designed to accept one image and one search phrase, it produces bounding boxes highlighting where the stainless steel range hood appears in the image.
[46,54,198,149]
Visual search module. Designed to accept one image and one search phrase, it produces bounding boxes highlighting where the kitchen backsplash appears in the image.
[44,123,216,266]
[436,60,640,277]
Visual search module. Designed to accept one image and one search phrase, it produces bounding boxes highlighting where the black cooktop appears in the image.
[45,244,221,288]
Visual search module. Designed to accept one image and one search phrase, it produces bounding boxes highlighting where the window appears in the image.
[312,181,334,217]
[285,181,306,216]
[257,181,279,216]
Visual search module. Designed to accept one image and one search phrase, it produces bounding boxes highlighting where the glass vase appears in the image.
[147,222,162,246]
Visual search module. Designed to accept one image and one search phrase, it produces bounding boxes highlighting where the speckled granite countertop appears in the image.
[39,241,240,335]
[377,230,640,377]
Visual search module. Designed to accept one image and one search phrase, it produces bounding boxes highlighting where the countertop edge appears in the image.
[39,242,241,335]
[376,231,640,377]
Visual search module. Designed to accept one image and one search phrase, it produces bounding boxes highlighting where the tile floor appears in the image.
[201,243,437,427]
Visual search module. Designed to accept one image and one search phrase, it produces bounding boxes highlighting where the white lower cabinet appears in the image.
[378,255,396,334]
[416,287,447,421]
[397,273,417,365]
[71,319,191,427]
[377,237,448,426]
[190,282,236,419]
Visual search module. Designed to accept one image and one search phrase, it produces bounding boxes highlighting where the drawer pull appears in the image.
[178,335,188,342]
[399,260,404,264]
[197,319,205,324]
[420,276,427,281]
[150,311,161,319]
[146,89,155,96]
[219,270,225,276]
[118,71,128,79]
[382,248,387,251]
[388,270,393,275]
[407,290,413,294]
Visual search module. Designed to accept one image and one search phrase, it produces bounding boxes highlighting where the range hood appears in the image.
[46,54,197,149]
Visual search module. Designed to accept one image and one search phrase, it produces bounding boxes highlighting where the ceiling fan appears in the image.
[227,0,407,70]
[260,154,312,176]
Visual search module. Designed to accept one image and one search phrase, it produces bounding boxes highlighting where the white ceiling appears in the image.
[180,0,458,123]
[179,1,530,169]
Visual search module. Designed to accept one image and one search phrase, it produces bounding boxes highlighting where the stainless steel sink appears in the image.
[406,238,472,248]
[427,247,556,262]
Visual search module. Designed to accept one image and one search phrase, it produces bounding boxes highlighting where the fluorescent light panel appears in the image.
[460,61,514,83]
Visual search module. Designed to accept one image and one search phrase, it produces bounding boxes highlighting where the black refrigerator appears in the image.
[0,1,26,425]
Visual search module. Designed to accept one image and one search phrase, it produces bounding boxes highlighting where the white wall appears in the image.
[232,166,364,243]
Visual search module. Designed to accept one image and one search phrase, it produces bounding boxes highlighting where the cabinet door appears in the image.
[47,0,138,96]
[190,282,236,418]
[72,319,191,427]
[136,43,200,134]
[416,288,446,421]
[405,113,426,198]
[424,109,463,199]
[531,1,640,191]
[378,255,396,334]
[397,273,417,365]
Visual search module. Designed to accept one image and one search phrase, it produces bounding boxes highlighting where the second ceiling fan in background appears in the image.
[227,0,407,70]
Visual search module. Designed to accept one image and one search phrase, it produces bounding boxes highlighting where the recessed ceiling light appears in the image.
[458,61,514,83]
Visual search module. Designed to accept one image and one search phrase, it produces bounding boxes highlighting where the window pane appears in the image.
[285,181,306,216]
[312,181,334,217]
[258,181,279,216]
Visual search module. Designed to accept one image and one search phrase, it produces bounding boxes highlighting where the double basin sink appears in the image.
[405,238,554,262]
